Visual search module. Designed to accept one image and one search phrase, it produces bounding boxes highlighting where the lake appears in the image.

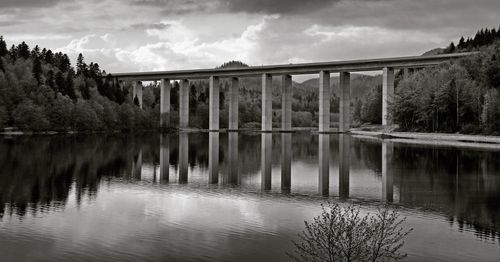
[0,132,499,261]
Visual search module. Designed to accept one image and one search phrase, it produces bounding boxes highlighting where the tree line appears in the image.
[0,36,159,132]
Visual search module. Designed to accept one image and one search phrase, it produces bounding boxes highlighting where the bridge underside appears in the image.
[112,53,471,133]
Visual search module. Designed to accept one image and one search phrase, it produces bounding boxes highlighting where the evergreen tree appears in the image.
[31,45,41,59]
[9,45,17,62]
[458,37,465,49]
[0,36,7,57]
[44,49,54,64]
[16,41,30,59]
[76,53,87,76]
[32,57,42,84]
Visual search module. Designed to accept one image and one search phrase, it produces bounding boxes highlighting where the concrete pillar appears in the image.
[262,74,273,132]
[318,71,331,133]
[131,149,143,180]
[339,134,350,198]
[209,76,220,131]
[382,141,394,202]
[229,77,239,131]
[281,75,292,132]
[160,79,171,129]
[160,134,170,183]
[281,133,292,192]
[261,133,272,190]
[179,132,188,183]
[209,132,219,184]
[383,67,395,127]
[318,134,329,196]
[228,132,239,185]
[132,81,143,109]
[179,79,189,129]
[339,72,350,133]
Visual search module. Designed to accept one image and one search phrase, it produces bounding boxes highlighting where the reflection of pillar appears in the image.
[339,134,350,198]
[318,134,329,196]
[383,67,395,127]
[179,133,188,183]
[281,133,292,192]
[229,77,239,131]
[262,74,273,132]
[132,149,143,180]
[179,79,189,128]
[281,75,292,132]
[209,132,219,184]
[160,79,171,129]
[228,132,239,185]
[319,71,330,133]
[132,81,143,109]
[382,141,394,202]
[209,76,220,131]
[261,133,272,190]
[160,134,170,183]
[339,72,350,133]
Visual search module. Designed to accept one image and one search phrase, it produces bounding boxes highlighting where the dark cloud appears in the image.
[130,0,217,14]
[222,0,342,14]
[130,0,387,15]
[131,22,171,30]
[0,0,62,8]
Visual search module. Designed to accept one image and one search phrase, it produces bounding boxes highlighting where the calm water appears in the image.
[0,132,499,261]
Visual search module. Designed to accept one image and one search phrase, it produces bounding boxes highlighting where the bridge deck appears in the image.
[110,52,473,81]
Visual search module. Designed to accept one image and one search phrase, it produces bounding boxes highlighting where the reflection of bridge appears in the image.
[152,133,396,201]
[110,53,471,132]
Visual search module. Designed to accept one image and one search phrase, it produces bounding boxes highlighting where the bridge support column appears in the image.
[339,72,350,133]
[228,132,239,185]
[382,141,394,202]
[339,134,350,198]
[282,75,292,132]
[209,132,219,184]
[319,71,330,133]
[209,76,220,131]
[383,67,395,127]
[229,77,239,131]
[318,134,329,196]
[261,133,272,190]
[179,79,189,129]
[160,79,171,129]
[281,133,292,192]
[179,132,188,183]
[160,134,169,183]
[132,81,143,109]
[262,74,273,132]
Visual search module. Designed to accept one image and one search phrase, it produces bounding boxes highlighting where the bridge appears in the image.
[109,52,473,133]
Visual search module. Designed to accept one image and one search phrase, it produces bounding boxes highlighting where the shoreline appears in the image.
[3,127,500,147]
[350,130,500,144]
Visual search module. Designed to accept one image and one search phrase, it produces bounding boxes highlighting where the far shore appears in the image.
[2,126,500,147]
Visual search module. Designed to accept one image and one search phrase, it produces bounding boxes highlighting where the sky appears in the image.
[1,0,499,78]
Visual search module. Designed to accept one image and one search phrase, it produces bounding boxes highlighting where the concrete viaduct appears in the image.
[110,53,472,133]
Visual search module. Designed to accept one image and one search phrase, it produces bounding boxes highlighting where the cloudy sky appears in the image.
[1,0,499,76]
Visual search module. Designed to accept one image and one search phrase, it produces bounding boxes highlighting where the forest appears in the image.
[1,26,500,134]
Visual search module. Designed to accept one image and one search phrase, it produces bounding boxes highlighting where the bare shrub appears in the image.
[288,203,412,262]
